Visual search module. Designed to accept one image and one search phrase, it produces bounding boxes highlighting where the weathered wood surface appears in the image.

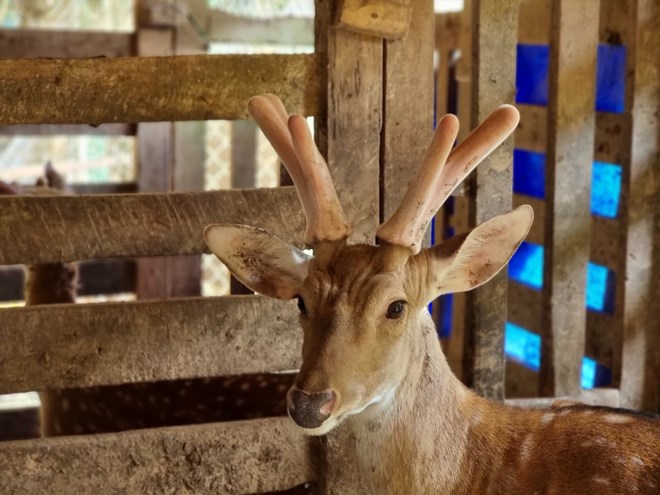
[0,54,322,125]
[0,188,304,264]
[382,0,434,226]
[336,0,413,40]
[541,0,599,398]
[0,418,315,495]
[0,296,301,394]
[618,0,659,411]
[317,1,382,244]
[464,0,518,401]
[0,29,134,58]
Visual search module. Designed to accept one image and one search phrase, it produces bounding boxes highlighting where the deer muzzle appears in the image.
[287,387,336,429]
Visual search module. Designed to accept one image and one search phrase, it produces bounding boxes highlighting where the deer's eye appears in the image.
[386,300,406,319]
[296,295,307,315]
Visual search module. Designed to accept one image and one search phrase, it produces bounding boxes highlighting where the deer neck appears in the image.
[346,311,503,494]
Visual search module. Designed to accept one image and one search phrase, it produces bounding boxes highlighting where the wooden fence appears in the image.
[0,0,657,493]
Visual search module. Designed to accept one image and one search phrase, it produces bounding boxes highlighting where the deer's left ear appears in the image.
[418,205,533,302]
[204,224,311,299]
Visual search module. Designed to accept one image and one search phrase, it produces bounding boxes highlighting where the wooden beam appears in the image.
[0,418,315,495]
[0,54,322,125]
[0,29,134,59]
[0,296,301,394]
[541,0,599,398]
[71,183,138,195]
[382,0,434,228]
[336,0,413,40]
[618,0,659,411]
[209,10,313,45]
[317,2,382,244]
[0,188,305,265]
[464,0,518,401]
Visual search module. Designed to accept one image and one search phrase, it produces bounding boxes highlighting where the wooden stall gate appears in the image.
[435,0,659,411]
[0,0,657,493]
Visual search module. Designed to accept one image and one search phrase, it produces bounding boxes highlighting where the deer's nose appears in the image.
[287,387,336,429]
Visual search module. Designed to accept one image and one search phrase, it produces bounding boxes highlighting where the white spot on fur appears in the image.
[520,435,534,462]
[603,414,632,424]
[541,413,554,425]
[593,476,610,485]
[630,456,644,467]
[471,411,482,426]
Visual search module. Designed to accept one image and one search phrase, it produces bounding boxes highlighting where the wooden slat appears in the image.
[513,194,544,245]
[317,3,382,243]
[0,123,134,136]
[0,54,322,125]
[618,0,659,411]
[508,281,542,333]
[0,188,304,265]
[540,0,599,398]
[0,29,134,59]
[0,296,300,394]
[517,0,551,44]
[0,418,314,495]
[382,0,434,225]
[465,0,518,400]
[71,183,138,195]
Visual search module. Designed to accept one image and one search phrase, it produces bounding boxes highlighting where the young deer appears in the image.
[205,95,659,494]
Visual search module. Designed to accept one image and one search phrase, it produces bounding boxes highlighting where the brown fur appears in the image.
[218,239,659,494]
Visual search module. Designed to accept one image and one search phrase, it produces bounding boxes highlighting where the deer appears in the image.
[204,94,660,495]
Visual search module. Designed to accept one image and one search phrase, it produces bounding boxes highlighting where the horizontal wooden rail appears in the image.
[0,296,301,394]
[0,188,305,264]
[0,418,315,495]
[0,54,322,125]
[0,29,134,59]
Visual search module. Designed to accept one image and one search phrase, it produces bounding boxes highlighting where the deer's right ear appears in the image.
[204,224,311,299]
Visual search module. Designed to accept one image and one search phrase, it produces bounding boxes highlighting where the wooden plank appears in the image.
[0,418,315,495]
[0,259,136,301]
[316,2,382,243]
[0,123,134,136]
[336,0,413,40]
[382,0,434,224]
[464,0,518,401]
[435,12,462,118]
[517,0,551,44]
[0,296,301,394]
[314,3,378,492]
[0,54,322,125]
[618,0,659,411]
[508,281,543,333]
[0,29,134,59]
[540,0,599,398]
[209,9,313,45]
[0,188,305,265]
[515,104,547,153]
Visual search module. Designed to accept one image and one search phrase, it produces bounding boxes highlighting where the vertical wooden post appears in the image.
[618,0,659,410]
[541,0,599,397]
[464,0,519,400]
[382,0,434,226]
[315,0,382,491]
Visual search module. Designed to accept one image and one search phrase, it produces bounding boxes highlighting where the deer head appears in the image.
[204,94,532,435]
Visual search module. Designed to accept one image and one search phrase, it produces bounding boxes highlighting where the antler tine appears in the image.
[376,114,460,251]
[434,104,520,207]
[287,115,350,244]
[377,105,520,253]
[248,94,350,245]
